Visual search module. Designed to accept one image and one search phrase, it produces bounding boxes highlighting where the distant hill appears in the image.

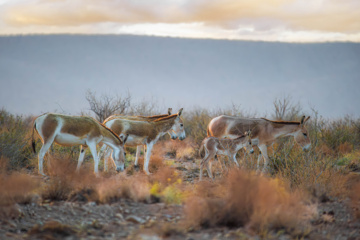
[0,35,359,118]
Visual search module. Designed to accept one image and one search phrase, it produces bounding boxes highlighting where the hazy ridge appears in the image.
[0,35,359,117]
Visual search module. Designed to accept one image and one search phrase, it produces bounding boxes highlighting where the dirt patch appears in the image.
[1,159,360,240]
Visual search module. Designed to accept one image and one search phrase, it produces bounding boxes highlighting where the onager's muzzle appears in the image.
[178,131,186,141]
[116,166,125,172]
[302,143,311,151]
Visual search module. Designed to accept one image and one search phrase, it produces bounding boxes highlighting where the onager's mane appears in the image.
[140,114,170,119]
[153,114,179,122]
[103,113,170,124]
[234,134,246,140]
[261,118,301,125]
[67,114,123,144]
[99,121,123,144]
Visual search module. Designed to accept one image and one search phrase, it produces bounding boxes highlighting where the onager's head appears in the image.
[244,131,254,154]
[293,116,311,151]
[112,134,129,172]
[169,108,186,141]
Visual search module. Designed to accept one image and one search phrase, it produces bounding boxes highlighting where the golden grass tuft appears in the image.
[132,155,165,174]
[0,170,40,219]
[28,220,77,239]
[96,173,151,203]
[0,171,40,206]
[184,169,314,235]
[41,156,100,201]
[338,142,353,155]
[349,180,360,220]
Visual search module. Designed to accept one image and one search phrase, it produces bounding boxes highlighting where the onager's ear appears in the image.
[177,108,183,117]
[304,116,310,124]
[247,130,252,136]
[300,115,306,125]
[119,133,126,142]
[168,108,172,115]
[123,134,129,144]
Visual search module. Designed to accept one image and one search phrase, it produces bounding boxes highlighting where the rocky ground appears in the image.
[1,159,359,240]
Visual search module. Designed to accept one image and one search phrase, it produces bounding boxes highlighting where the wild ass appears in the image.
[103,108,186,174]
[199,131,254,180]
[100,108,172,171]
[207,115,311,172]
[31,113,128,176]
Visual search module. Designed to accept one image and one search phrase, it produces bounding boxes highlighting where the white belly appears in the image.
[54,133,87,146]
[124,135,147,146]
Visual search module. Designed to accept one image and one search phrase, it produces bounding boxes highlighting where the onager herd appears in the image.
[32,109,311,180]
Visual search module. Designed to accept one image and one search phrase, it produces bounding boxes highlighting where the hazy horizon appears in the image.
[1,34,359,119]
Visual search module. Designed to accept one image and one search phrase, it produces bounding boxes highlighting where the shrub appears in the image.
[184,170,314,235]
[0,109,34,170]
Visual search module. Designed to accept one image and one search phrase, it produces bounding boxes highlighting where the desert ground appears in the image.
[1,140,360,240]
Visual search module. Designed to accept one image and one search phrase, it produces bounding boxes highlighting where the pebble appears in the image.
[125,215,146,224]
[115,213,124,221]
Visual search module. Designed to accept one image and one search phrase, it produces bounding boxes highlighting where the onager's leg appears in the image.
[103,147,112,172]
[143,142,154,175]
[231,153,240,167]
[218,156,227,171]
[205,151,216,180]
[87,142,101,177]
[206,160,214,180]
[199,149,211,180]
[199,159,206,181]
[257,152,263,170]
[76,145,87,172]
[258,145,269,172]
[38,137,55,176]
[134,145,142,166]
[98,144,109,171]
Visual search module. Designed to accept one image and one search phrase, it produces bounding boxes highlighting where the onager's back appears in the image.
[32,113,127,176]
[207,115,311,172]
[199,131,253,180]
[100,109,172,171]
[102,108,186,174]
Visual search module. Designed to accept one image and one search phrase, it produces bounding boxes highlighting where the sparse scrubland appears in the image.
[1,96,360,239]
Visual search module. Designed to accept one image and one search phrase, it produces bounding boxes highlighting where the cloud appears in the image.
[1,0,360,41]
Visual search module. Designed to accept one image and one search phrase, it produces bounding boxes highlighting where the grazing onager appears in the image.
[103,108,186,174]
[207,115,311,172]
[199,131,253,180]
[101,108,172,170]
[31,113,128,176]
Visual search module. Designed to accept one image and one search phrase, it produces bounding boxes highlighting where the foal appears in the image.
[199,131,253,180]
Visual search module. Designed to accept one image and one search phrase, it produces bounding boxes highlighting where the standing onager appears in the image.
[199,131,253,180]
[103,108,186,174]
[32,113,128,176]
[100,108,172,171]
[207,115,311,172]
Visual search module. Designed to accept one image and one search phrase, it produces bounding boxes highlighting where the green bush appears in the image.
[0,109,34,170]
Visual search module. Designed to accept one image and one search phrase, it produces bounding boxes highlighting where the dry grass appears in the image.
[162,138,197,160]
[0,170,40,219]
[40,156,100,201]
[184,169,314,235]
[349,179,360,220]
[0,171,40,206]
[96,173,151,203]
[28,220,77,239]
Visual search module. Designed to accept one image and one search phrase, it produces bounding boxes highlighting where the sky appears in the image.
[0,0,360,42]
[0,1,359,119]
[1,35,359,119]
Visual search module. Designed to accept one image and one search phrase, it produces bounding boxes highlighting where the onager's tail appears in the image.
[207,125,212,137]
[199,141,205,158]
[31,122,36,153]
